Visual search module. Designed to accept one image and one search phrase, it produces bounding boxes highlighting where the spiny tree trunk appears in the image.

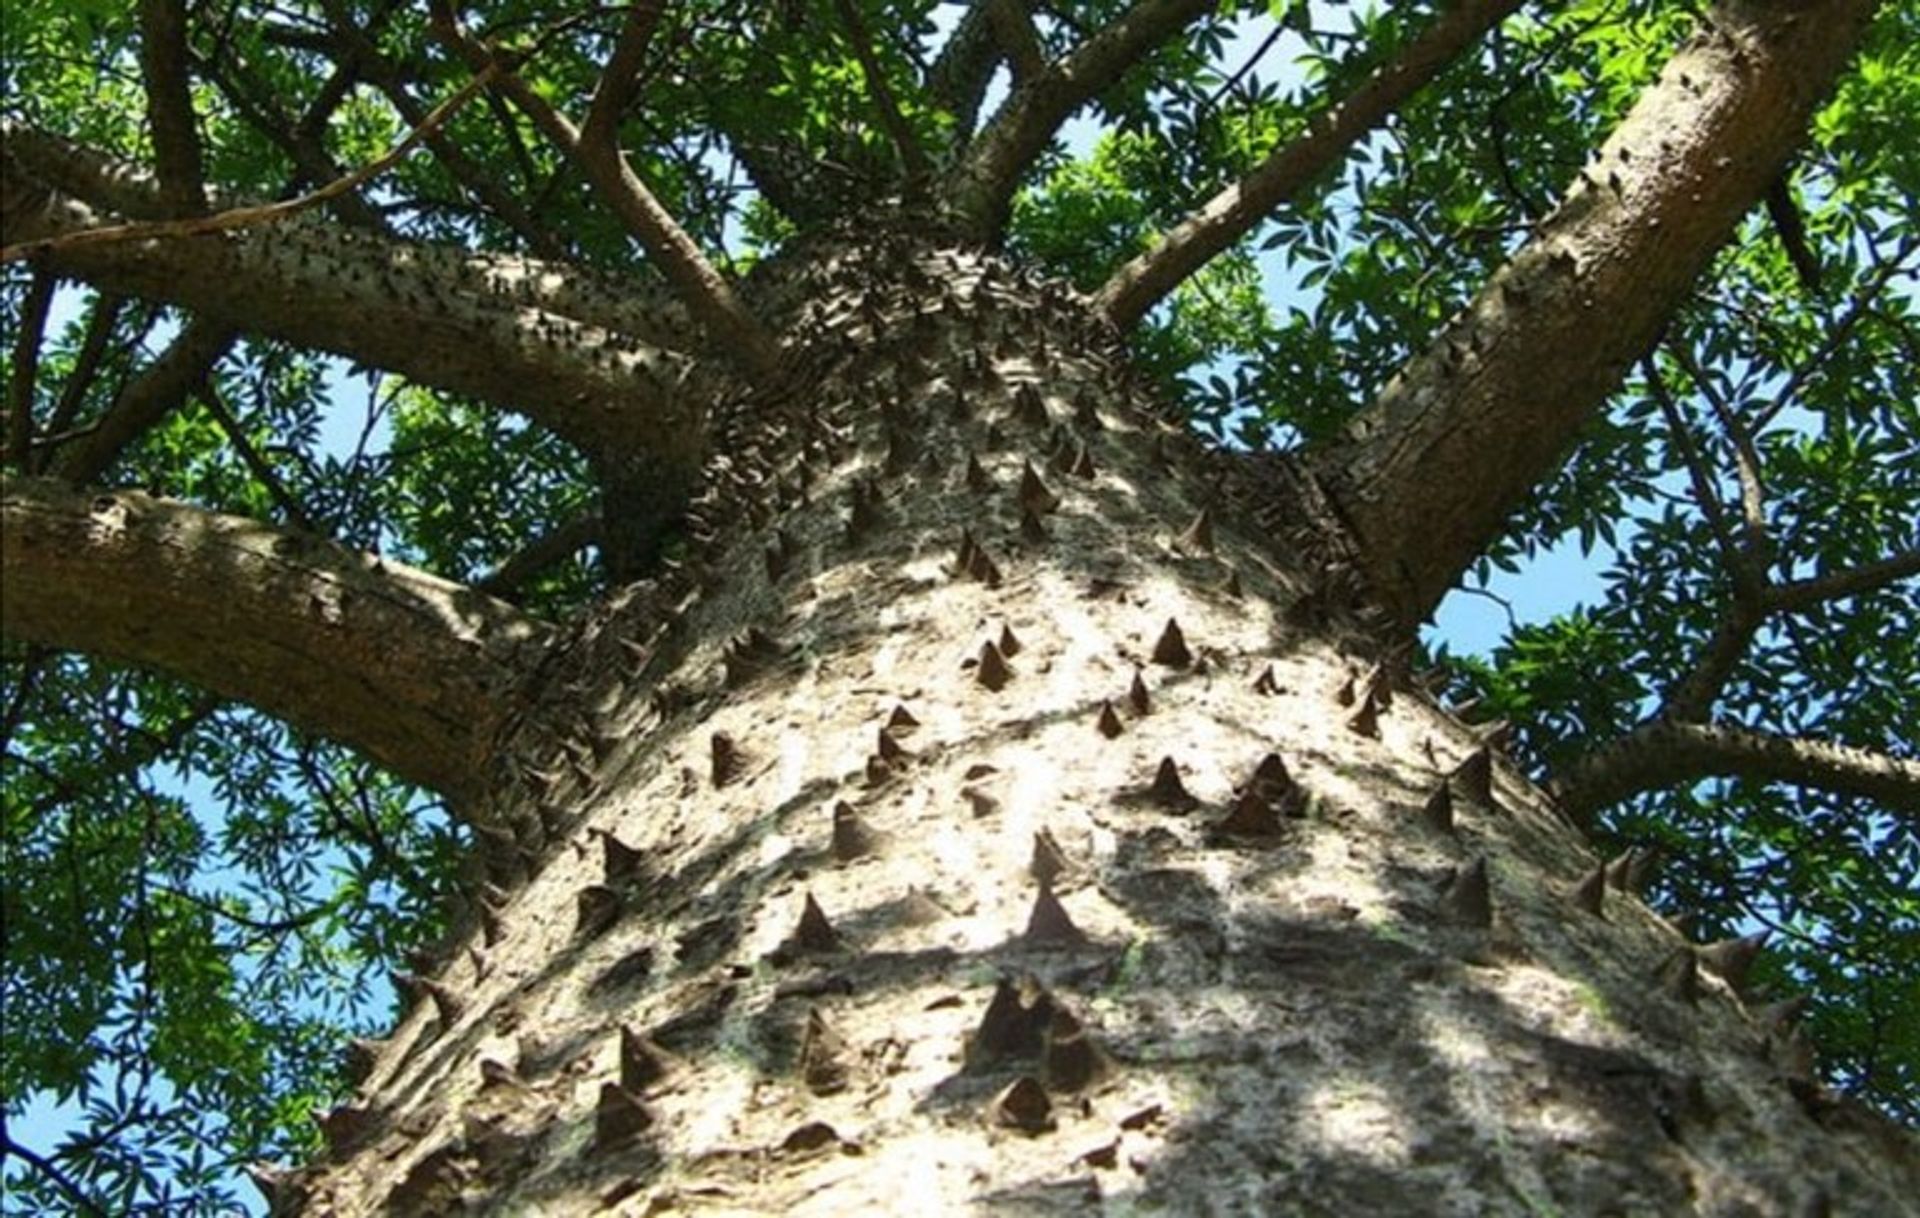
[245,236,1910,1216]
[5,0,1915,1213]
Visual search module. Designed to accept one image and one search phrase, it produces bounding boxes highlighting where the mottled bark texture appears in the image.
[266,241,1916,1217]
[0,476,551,808]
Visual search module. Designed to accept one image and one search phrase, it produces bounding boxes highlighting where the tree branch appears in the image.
[3,269,55,467]
[475,510,602,599]
[1098,0,1520,328]
[831,0,932,181]
[428,3,781,378]
[1554,719,1920,825]
[49,318,237,485]
[924,0,1003,152]
[1,120,695,461]
[582,0,666,149]
[316,3,570,259]
[1,475,553,811]
[948,0,1219,241]
[1770,547,1920,613]
[1307,0,1878,624]
[137,0,207,215]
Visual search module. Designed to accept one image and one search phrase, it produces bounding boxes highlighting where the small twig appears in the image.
[1,57,503,264]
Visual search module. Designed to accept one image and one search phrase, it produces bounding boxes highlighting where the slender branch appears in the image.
[1669,340,1770,566]
[475,510,602,599]
[1308,0,1878,624]
[429,2,780,378]
[831,0,932,180]
[39,294,128,456]
[0,1131,110,1218]
[1770,547,1920,613]
[1098,0,1521,327]
[1643,355,1745,580]
[1764,173,1821,294]
[949,0,1219,240]
[50,318,237,485]
[137,0,208,215]
[314,5,569,258]
[192,48,393,233]
[195,380,317,532]
[1555,719,1920,825]
[1755,236,1916,434]
[582,0,666,149]
[987,0,1047,85]
[3,270,55,466]
[2,58,501,263]
[1,474,555,811]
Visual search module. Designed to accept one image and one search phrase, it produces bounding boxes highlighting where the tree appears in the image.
[3,0,1917,1212]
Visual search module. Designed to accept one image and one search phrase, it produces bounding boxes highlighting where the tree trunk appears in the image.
[277,235,1917,1216]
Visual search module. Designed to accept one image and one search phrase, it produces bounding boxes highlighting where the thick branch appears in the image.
[1555,719,1920,824]
[137,0,207,214]
[1309,0,1878,624]
[948,0,1218,240]
[1,120,694,461]
[50,318,237,484]
[1771,548,1920,613]
[1,475,552,810]
[429,5,780,377]
[1098,0,1520,328]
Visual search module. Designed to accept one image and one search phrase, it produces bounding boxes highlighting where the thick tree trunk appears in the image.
[274,237,1918,1216]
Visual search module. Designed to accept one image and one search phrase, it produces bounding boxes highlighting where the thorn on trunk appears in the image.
[791,893,842,953]
[1445,857,1492,927]
[832,801,882,861]
[975,640,1013,691]
[1420,784,1453,833]
[1177,508,1215,555]
[1145,757,1196,812]
[1019,461,1059,514]
[619,1025,676,1091]
[1128,670,1150,716]
[1699,932,1769,994]
[593,1082,655,1150]
[1096,700,1125,739]
[1151,618,1192,668]
[800,1008,851,1095]
[1452,747,1493,805]
[991,1076,1055,1133]
[576,885,624,940]
[1031,829,1070,886]
[711,732,744,787]
[1025,881,1087,946]
[1569,863,1607,916]
[1345,698,1380,739]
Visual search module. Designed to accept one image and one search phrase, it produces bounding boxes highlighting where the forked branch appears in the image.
[1099,0,1521,328]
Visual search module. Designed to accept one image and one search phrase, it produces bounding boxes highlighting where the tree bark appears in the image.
[1310,0,1879,625]
[1,476,552,810]
[265,242,1916,1217]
